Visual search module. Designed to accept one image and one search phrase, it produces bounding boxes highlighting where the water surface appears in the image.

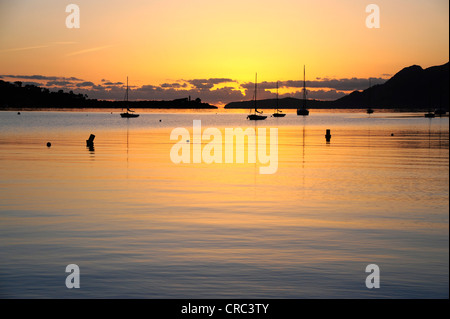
[0,111,448,298]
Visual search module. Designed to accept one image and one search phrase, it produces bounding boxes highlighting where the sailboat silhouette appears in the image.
[367,79,374,114]
[247,73,267,121]
[272,81,286,117]
[297,65,309,116]
[120,77,139,118]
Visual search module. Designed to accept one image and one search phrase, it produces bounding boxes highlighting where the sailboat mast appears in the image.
[303,65,306,109]
[254,73,257,112]
[126,76,130,112]
[276,81,279,111]
[119,75,139,118]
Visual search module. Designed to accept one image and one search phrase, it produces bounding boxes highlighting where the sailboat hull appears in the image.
[272,113,286,117]
[247,114,267,120]
[297,109,309,116]
[120,113,140,118]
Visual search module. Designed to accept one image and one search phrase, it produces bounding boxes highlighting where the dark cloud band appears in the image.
[1,74,386,105]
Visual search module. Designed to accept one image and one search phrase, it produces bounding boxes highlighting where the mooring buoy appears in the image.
[47,142,51,147]
[325,129,331,142]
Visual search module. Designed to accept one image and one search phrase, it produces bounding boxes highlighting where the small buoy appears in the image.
[47,142,51,147]
[391,133,394,136]
[159,119,162,122]
[325,129,332,142]
[17,112,21,115]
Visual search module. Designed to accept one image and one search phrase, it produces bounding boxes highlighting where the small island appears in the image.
[0,80,217,109]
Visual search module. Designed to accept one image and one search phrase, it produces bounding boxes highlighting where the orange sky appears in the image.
[0,0,448,104]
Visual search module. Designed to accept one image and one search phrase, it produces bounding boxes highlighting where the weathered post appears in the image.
[86,134,95,147]
[325,129,331,142]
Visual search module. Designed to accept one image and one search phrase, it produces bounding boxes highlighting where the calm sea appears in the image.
[0,110,448,298]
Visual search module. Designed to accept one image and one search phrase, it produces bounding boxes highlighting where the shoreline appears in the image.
[1,107,448,117]
[1,105,445,112]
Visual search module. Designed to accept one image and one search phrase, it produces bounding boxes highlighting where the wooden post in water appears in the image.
[86,134,95,147]
[325,129,331,142]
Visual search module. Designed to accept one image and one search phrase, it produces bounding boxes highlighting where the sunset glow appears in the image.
[0,0,448,106]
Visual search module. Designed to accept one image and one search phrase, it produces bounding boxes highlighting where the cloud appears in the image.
[288,89,347,100]
[51,42,78,45]
[89,83,245,106]
[3,75,240,105]
[241,77,387,91]
[76,81,95,87]
[66,45,113,57]
[2,74,385,105]
[0,42,78,54]
[187,78,235,89]
[0,45,50,53]
[161,82,188,88]
[2,75,83,81]
[22,82,43,87]
[241,81,278,91]
[47,81,74,86]
[90,84,107,91]
[313,78,386,90]
[241,83,349,101]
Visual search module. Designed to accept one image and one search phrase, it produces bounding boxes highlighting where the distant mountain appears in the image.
[0,80,217,109]
[225,62,449,110]
[333,62,449,109]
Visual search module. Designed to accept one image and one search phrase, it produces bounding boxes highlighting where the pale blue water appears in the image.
[0,110,448,298]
